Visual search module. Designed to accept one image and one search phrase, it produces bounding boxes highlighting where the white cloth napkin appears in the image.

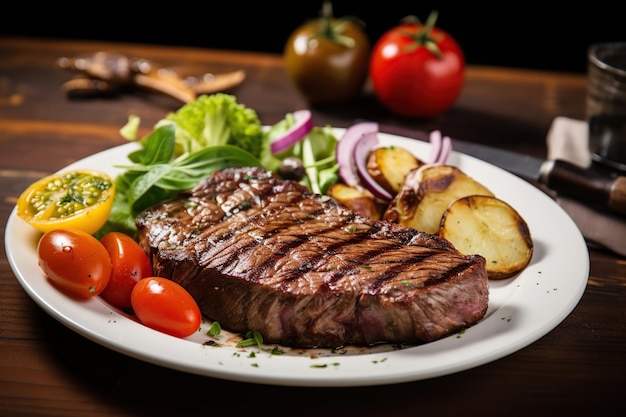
[546,116,626,256]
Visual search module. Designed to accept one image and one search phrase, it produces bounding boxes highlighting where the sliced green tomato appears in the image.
[17,169,115,235]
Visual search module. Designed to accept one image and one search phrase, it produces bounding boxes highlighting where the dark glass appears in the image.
[587,42,626,173]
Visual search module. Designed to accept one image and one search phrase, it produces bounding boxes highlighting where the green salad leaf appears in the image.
[156,93,265,158]
[98,94,339,238]
[263,117,339,195]
[97,121,262,238]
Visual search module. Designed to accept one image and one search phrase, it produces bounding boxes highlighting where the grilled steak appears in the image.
[136,167,489,348]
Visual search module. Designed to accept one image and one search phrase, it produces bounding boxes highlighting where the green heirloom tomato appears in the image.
[284,2,370,105]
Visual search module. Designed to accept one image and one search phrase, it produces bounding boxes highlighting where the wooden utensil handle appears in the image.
[609,176,626,215]
[544,159,626,216]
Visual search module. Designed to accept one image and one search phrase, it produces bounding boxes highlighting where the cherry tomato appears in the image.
[369,11,465,118]
[37,228,112,298]
[17,169,115,235]
[99,232,153,310]
[284,2,370,105]
[131,277,202,338]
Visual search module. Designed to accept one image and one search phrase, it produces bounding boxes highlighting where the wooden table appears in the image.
[1,37,624,417]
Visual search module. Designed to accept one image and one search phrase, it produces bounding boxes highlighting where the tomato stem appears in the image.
[398,10,444,58]
[310,1,359,48]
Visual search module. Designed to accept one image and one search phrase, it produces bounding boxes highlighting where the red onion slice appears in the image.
[270,109,314,154]
[426,130,453,165]
[353,131,393,201]
[336,121,379,187]
[438,135,452,164]
[427,130,443,164]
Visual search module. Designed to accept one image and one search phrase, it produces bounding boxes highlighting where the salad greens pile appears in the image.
[98,93,339,238]
[263,112,339,195]
[157,93,265,158]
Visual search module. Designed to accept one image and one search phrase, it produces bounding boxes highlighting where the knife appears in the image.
[378,126,626,216]
[448,138,626,216]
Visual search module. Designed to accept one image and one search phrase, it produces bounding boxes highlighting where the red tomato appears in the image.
[131,277,202,338]
[369,11,465,118]
[37,228,111,298]
[99,232,152,310]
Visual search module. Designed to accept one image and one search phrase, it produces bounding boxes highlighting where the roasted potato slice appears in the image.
[366,146,422,195]
[383,165,494,234]
[440,195,533,279]
[327,183,385,220]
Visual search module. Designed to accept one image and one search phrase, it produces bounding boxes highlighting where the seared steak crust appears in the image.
[136,167,489,348]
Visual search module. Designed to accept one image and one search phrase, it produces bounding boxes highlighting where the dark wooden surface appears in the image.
[1,37,624,417]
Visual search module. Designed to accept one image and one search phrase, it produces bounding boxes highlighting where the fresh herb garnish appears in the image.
[236,330,264,349]
[207,321,222,337]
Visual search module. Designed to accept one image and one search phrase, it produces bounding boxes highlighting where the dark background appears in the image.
[1,2,623,73]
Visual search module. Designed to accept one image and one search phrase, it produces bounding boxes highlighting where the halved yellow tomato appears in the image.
[17,169,115,235]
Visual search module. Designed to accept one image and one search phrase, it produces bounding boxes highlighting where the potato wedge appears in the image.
[327,183,385,220]
[440,195,533,279]
[367,146,422,195]
[383,165,494,234]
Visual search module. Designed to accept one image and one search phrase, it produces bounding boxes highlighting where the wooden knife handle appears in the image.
[542,159,626,216]
[609,176,626,215]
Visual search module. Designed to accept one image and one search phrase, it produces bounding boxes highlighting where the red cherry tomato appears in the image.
[99,232,153,310]
[131,277,202,338]
[369,11,465,118]
[37,228,111,298]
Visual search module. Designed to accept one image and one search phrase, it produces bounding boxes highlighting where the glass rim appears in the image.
[588,42,626,76]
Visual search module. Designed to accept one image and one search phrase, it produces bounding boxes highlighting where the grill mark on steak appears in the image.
[199,201,456,290]
[137,166,489,348]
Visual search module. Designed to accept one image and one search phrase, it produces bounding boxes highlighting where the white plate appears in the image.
[5,131,589,387]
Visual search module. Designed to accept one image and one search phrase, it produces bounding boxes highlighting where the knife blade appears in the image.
[446,138,626,216]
